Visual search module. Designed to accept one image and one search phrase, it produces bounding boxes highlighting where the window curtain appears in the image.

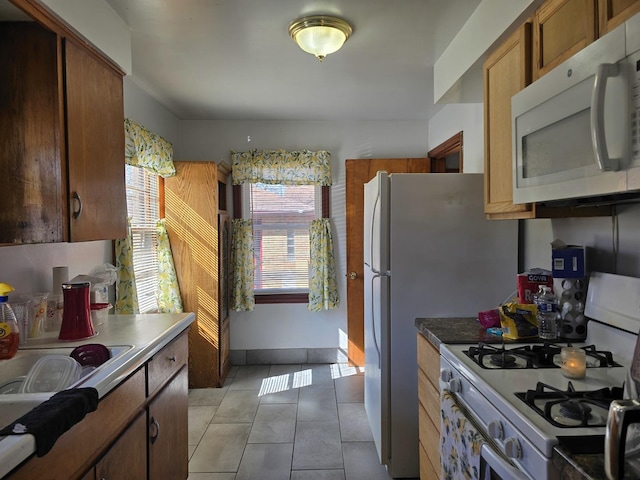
[124,118,176,178]
[308,218,340,311]
[230,149,339,311]
[231,149,332,186]
[115,217,139,314]
[116,119,182,313]
[156,219,183,313]
[230,219,255,311]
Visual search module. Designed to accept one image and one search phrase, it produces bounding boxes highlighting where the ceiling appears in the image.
[2,0,484,122]
[101,0,482,121]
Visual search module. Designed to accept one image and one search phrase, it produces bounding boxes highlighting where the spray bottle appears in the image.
[0,283,19,359]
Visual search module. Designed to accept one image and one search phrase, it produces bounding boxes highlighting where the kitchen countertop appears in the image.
[415,316,614,480]
[0,312,195,478]
[415,316,519,347]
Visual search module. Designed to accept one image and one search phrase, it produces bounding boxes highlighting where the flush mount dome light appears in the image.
[289,15,353,61]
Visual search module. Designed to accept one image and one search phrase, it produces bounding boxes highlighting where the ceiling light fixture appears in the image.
[289,15,353,61]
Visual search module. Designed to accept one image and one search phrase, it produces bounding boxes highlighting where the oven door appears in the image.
[441,390,530,480]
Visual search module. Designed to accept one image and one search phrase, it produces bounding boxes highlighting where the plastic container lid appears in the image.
[20,355,82,393]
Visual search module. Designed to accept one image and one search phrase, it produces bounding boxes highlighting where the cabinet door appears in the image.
[149,366,189,480]
[533,0,597,79]
[95,413,146,480]
[64,38,126,242]
[484,23,535,219]
[598,0,640,33]
[0,23,65,244]
[417,334,442,480]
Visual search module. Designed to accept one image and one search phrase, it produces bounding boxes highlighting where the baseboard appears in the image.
[230,348,348,365]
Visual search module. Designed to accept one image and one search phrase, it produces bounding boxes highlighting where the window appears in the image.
[125,164,162,313]
[234,183,329,303]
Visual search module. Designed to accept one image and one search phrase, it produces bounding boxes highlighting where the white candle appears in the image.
[561,347,586,379]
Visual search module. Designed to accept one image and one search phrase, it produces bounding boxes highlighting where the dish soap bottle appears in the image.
[0,282,19,359]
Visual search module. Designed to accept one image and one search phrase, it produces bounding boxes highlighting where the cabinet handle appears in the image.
[72,192,83,219]
[149,416,160,444]
[168,356,176,362]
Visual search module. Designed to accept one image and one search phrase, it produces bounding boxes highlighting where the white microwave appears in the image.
[512,12,640,205]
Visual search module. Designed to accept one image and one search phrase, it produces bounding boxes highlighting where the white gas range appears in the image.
[439,272,640,480]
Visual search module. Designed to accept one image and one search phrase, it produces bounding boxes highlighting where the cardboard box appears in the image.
[552,246,586,278]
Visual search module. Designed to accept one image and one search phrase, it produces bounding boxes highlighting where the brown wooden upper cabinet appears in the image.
[598,0,640,34]
[533,0,597,80]
[0,20,126,244]
[483,0,640,220]
[483,23,534,219]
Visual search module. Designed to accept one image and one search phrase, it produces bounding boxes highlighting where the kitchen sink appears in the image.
[0,345,132,395]
[0,345,133,429]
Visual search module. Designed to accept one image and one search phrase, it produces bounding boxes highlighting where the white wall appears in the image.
[40,0,131,74]
[434,0,541,103]
[179,120,430,349]
[428,103,484,173]
[124,78,180,146]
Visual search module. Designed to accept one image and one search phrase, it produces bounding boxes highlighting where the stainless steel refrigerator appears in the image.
[363,171,518,478]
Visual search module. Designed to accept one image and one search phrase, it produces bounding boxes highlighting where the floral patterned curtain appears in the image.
[116,119,182,313]
[230,219,255,311]
[156,219,183,313]
[124,118,175,177]
[115,217,139,314]
[231,149,332,186]
[308,219,339,311]
[230,149,339,311]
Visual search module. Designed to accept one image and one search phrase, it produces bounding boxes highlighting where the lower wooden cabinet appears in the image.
[95,413,147,480]
[417,333,441,479]
[7,330,189,480]
[149,366,188,479]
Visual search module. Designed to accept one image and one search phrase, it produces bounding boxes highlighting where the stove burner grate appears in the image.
[463,342,621,369]
[515,381,623,428]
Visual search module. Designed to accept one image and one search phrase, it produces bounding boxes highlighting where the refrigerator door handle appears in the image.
[370,272,382,369]
[369,191,381,274]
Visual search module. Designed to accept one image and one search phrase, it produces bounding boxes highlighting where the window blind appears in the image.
[247,183,318,294]
[125,165,160,313]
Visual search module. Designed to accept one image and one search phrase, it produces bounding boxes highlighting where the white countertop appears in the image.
[0,312,196,478]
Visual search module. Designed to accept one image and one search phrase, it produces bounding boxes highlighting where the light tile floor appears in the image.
[187,363,396,480]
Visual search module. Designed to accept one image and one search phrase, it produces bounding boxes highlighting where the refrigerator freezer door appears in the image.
[363,171,389,273]
[364,265,390,469]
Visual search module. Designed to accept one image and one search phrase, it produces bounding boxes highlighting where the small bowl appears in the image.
[70,343,112,368]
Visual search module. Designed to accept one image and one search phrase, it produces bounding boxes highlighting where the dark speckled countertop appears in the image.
[415,316,621,480]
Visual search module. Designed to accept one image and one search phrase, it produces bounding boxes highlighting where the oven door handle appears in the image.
[481,443,531,480]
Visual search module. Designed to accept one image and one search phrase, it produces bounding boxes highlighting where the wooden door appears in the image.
[345,158,432,366]
[165,161,220,388]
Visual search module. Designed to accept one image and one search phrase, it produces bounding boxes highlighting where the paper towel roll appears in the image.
[52,266,69,294]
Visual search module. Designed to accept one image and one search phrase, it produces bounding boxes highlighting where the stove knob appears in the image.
[488,420,504,440]
[504,438,522,459]
[448,378,461,393]
[440,369,452,383]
